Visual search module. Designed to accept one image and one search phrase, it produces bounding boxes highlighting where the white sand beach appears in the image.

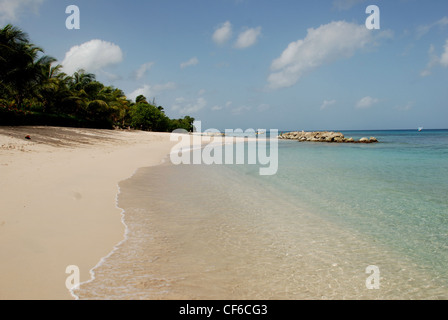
[0,126,180,299]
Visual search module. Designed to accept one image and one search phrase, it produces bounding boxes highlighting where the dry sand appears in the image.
[0,126,180,300]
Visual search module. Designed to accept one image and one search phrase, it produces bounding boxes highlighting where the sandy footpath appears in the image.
[0,126,180,300]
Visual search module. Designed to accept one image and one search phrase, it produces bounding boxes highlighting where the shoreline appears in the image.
[71,130,448,300]
[69,145,179,300]
[0,126,179,299]
[4,127,445,299]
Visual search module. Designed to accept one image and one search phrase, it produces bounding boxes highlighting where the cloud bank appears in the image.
[356,96,379,109]
[0,0,44,23]
[421,40,448,77]
[267,21,378,90]
[441,40,448,67]
[213,21,261,49]
[61,39,124,76]
[320,100,336,110]
[172,97,207,114]
[180,57,199,69]
[234,27,262,49]
[135,62,154,80]
[128,82,176,102]
[213,21,233,45]
[416,17,448,38]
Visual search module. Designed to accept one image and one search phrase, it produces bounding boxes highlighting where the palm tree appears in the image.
[0,25,29,105]
[0,24,29,75]
[69,69,96,91]
[1,24,195,131]
[135,95,149,104]
[64,69,100,116]
[104,88,131,127]
[0,24,56,108]
[38,63,72,113]
[64,70,129,126]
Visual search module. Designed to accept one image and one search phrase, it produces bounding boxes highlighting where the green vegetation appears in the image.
[0,24,194,131]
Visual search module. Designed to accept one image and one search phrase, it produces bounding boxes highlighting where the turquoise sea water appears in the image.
[76,129,448,300]
[227,129,448,294]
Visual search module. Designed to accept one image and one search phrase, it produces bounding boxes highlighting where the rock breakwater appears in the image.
[278,131,378,143]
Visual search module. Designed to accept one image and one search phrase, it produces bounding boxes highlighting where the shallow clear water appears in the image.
[267,130,448,283]
[75,129,448,300]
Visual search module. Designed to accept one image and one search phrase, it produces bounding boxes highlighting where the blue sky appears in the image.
[1,0,447,130]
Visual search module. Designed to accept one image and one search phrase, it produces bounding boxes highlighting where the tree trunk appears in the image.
[16,95,23,109]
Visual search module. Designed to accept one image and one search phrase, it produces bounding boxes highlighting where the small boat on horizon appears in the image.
[418,127,423,132]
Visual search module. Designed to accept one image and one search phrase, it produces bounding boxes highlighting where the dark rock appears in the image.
[278,131,378,144]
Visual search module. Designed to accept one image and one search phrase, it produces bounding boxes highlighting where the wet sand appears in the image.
[0,126,178,299]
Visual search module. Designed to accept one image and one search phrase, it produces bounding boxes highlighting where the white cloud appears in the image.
[128,85,152,102]
[211,100,232,111]
[231,105,251,115]
[190,97,207,113]
[421,45,439,77]
[135,62,154,80]
[172,97,207,114]
[320,99,336,110]
[356,96,379,109]
[234,27,262,49]
[440,40,448,67]
[213,21,233,45]
[61,39,124,76]
[128,82,176,102]
[180,57,199,69]
[421,40,448,76]
[420,69,432,78]
[174,97,186,104]
[416,17,448,38]
[267,21,375,90]
[0,0,44,23]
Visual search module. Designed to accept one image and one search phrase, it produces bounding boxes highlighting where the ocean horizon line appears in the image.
[207,128,448,135]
